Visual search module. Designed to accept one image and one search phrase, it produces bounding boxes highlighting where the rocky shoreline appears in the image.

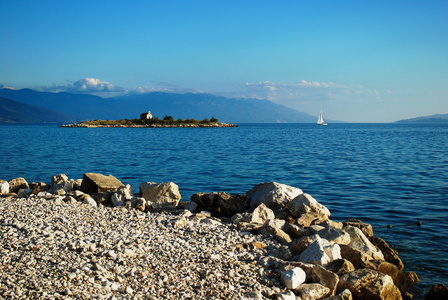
[1,173,442,300]
[59,122,238,128]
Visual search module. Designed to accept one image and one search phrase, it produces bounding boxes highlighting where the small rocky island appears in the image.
[0,173,437,300]
[60,111,237,128]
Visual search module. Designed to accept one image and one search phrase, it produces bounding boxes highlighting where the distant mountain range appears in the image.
[0,88,319,124]
[395,113,448,123]
[0,96,74,123]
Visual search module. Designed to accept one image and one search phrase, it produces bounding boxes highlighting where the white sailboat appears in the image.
[317,110,327,126]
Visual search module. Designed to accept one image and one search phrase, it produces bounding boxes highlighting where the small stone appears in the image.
[281,267,306,289]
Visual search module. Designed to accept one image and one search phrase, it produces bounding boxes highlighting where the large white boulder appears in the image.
[246,182,303,208]
[139,182,181,209]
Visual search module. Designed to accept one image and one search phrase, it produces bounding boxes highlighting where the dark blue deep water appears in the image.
[1,123,447,298]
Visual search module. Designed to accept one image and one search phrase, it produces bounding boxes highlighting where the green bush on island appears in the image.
[79,116,220,126]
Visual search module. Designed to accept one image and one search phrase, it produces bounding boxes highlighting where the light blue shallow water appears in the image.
[1,123,447,298]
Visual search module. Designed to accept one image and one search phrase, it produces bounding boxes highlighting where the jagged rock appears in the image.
[318,226,351,245]
[29,182,49,194]
[338,269,402,300]
[248,203,275,224]
[191,192,217,208]
[424,283,448,300]
[284,223,307,239]
[17,188,32,197]
[325,259,355,276]
[49,174,72,194]
[8,177,29,193]
[259,222,292,244]
[184,201,198,213]
[402,271,419,286]
[313,265,339,296]
[339,244,371,269]
[246,182,303,208]
[281,267,306,289]
[82,196,97,207]
[0,180,9,194]
[369,236,404,271]
[111,186,134,207]
[343,219,374,238]
[81,173,124,194]
[287,193,331,227]
[299,235,331,265]
[366,260,403,291]
[291,235,319,256]
[216,192,250,217]
[139,182,181,209]
[344,226,384,261]
[323,289,353,300]
[73,178,83,190]
[295,283,331,300]
[312,219,344,229]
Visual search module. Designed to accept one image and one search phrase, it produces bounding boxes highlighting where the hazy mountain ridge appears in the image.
[395,113,448,123]
[0,88,319,123]
[0,97,74,123]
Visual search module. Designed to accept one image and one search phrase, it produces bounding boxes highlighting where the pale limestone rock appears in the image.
[139,182,181,209]
[295,283,331,300]
[368,236,404,271]
[248,203,275,224]
[246,182,303,208]
[344,226,384,261]
[83,196,97,207]
[8,177,29,193]
[0,180,9,194]
[338,269,402,300]
[325,259,356,276]
[312,265,339,296]
[81,173,124,194]
[49,174,72,194]
[318,226,351,245]
[343,219,374,237]
[325,243,342,262]
[287,193,331,227]
[291,235,320,256]
[281,267,306,289]
[284,223,307,239]
[259,223,292,245]
[298,235,331,265]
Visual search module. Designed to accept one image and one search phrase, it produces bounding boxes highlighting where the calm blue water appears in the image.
[1,123,447,298]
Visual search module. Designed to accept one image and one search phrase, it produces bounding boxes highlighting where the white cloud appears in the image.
[39,78,124,95]
[70,78,124,93]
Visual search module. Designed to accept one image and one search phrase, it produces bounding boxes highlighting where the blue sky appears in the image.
[1,0,447,122]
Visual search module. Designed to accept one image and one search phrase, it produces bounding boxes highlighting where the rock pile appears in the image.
[0,174,422,299]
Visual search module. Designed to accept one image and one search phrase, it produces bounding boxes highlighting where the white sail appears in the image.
[317,110,327,125]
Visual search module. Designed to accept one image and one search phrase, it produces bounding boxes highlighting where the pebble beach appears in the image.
[0,196,283,299]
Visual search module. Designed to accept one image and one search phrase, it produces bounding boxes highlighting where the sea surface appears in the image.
[1,123,447,298]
